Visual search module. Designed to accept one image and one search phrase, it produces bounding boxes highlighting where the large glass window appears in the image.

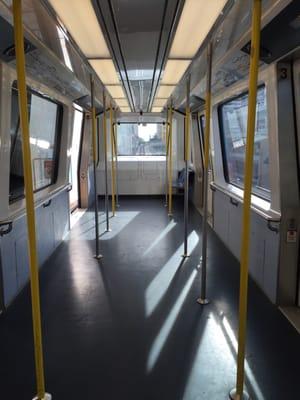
[117,123,166,156]
[219,86,270,200]
[9,84,62,203]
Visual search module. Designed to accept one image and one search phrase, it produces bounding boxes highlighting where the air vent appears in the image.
[290,15,300,30]
[241,0,300,64]
[241,42,272,63]
[3,41,34,59]
[0,15,35,62]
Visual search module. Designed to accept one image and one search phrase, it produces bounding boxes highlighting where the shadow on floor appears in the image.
[0,197,299,399]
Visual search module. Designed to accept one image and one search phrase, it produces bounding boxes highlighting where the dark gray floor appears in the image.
[0,197,299,399]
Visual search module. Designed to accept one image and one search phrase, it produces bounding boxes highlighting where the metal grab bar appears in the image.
[230,197,239,207]
[0,221,13,237]
[42,199,52,208]
[267,220,279,233]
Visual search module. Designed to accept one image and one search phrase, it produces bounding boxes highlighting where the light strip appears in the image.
[106,85,125,98]
[120,107,131,113]
[153,98,168,107]
[49,0,110,58]
[115,98,129,107]
[152,107,163,113]
[170,0,227,58]
[161,59,191,85]
[157,85,176,98]
[89,59,120,85]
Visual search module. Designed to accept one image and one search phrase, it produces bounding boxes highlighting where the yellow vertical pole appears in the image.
[113,120,120,207]
[103,94,110,231]
[183,77,191,257]
[168,106,173,216]
[197,41,213,306]
[12,1,49,399]
[185,108,190,163]
[230,1,262,399]
[90,75,102,259]
[110,104,116,216]
[164,108,170,208]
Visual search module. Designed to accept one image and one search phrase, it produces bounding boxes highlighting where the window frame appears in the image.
[196,114,204,169]
[116,122,167,157]
[9,82,63,203]
[217,84,271,201]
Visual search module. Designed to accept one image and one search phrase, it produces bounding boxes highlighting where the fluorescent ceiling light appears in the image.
[89,59,120,85]
[120,107,131,113]
[49,0,110,58]
[153,98,167,107]
[170,0,227,58]
[115,99,129,107]
[152,107,163,113]
[161,59,191,85]
[157,85,176,98]
[106,85,125,98]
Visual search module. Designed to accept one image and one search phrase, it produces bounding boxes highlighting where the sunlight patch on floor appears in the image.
[147,263,198,372]
[67,211,140,240]
[143,220,177,256]
[182,313,235,400]
[145,230,199,317]
[70,208,86,229]
[220,314,265,400]
[100,211,140,240]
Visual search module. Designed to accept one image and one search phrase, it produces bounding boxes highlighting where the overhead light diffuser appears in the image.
[89,59,120,85]
[170,0,227,58]
[115,99,129,107]
[153,98,167,107]
[49,0,110,58]
[152,107,163,113]
[161,59,191,85]
[120,107,131,113]
[106,85,125,98]
[157,85,176,98]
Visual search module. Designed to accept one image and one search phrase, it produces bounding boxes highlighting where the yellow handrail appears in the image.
[185,108,190,162]
[204,45,212,170]
[90,75,102,259]
[13,0,47,398]
[168,107,173,216]
[231,1,262,399]
[110,105,116,216]
[91,83,97,164]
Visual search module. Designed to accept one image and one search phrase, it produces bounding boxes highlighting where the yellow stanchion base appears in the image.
[33,393,52,400]
[229,388,250,400]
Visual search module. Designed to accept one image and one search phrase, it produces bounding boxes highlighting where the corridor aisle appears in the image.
[0,198,299,399]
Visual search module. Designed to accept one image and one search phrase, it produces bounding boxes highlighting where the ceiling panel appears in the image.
[93,0,182,112]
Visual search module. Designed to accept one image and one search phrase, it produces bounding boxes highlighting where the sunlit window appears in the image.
[117,123,166,156]
[219,86,270,200]
[9,83,62,203]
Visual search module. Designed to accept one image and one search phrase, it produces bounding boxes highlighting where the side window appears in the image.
[9,84,62,203]
[219,86,270,200]
[117,123,166,156]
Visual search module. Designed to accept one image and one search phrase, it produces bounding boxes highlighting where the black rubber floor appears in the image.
[0,197,299,399]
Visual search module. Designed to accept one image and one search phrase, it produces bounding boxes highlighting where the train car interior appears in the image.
[0,0,300,399]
